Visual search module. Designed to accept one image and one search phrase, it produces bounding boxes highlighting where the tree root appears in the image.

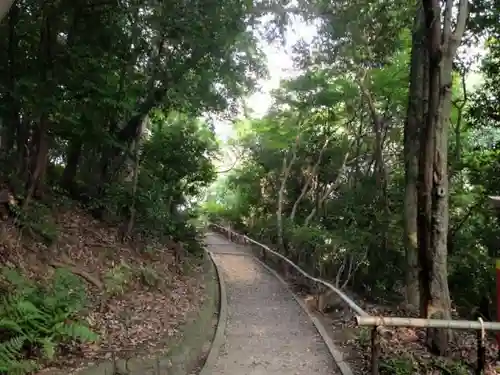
[48,261,104,290]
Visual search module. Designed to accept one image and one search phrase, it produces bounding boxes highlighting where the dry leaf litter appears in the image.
[0,207,207,373]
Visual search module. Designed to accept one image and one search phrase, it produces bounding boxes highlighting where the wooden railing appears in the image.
[208,222,500,375]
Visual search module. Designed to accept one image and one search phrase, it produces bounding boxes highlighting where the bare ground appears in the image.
[205,233,339,375]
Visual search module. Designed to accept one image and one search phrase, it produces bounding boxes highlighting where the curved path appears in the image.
[204,232,339,375]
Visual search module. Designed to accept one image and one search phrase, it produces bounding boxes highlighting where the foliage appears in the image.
[0,0,273,254]
[0,267,97,374]
[203,0,500,320]
[204,30,413,298]
[2,0,500,368]
[0,1,279,368]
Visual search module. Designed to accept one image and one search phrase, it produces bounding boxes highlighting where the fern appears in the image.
[0,267,99,374]
[39,338,56,360]
[0,268,33,294]
[0,336,39,375]
[0,359,38,375]
[0,336,26,362]
[0,318,25,335]
[52,321,99,342]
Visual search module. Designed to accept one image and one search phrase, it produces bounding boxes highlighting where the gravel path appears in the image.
[205,232,338,375]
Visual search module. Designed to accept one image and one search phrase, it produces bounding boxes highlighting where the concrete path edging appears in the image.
[198,250,228,375]
[251,255,355,375]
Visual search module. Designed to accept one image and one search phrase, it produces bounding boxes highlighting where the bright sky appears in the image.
[214,18,317,142]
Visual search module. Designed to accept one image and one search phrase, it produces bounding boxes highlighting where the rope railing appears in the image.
[208,222,500,375]
[209,222,368,316]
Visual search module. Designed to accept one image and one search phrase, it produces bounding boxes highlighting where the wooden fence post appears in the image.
[371,326,380,375]
[488,196,500,363]
[476,318,486,375]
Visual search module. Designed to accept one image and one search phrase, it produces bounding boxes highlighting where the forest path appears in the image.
[204,232,340,375]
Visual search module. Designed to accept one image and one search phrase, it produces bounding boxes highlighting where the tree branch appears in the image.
[442,0,453,47]
[290,137,330,221]
[304,150,350,225]
[450,0,469,56]
[276,132,301,249]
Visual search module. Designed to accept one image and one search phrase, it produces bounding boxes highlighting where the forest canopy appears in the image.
[3,0,500,367]
[203,0,500,356]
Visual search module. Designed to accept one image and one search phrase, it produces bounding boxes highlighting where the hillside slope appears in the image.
[0,197,210,374]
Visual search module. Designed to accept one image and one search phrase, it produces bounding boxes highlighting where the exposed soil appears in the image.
[0,203,209,374]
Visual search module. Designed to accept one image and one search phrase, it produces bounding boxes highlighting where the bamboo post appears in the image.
[476,318,485,375]
[282,260,289,279]
[371,326,380,375]
[356,316,500,331]
[488,196,500,362]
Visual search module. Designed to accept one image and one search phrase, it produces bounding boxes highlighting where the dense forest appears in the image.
[203,0,500,359]
[2,0,500,373]
[0,0,269,373]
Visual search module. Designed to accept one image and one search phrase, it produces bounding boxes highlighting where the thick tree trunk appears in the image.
[2,2,20,157]
[418,4,450,355]
[404,6,427,310]
[24,116,49,205]
[418,0,468,355]
[25,2,54,203]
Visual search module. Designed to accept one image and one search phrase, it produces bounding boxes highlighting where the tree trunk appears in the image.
[373,117,390,254]
[290,138,329,221]
[25,2,54,202]
[418,0,469,355]
[123,114,148,239]
[2,1,20,157]
[404,5,427,310]
[358,81,391,256]
[124,145,141,239]
[304,151,349,226]
[61,139,82,189]
[277,151,296,255]
[24,116,49,206]
[16,120,29,180]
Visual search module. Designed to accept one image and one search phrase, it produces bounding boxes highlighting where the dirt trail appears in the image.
[205,232,338,375]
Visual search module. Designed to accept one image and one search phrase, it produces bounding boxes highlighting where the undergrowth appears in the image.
[355,330,472,375]
[0,267,98,375]
[379,357,470,375]
[0,170,209,375]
